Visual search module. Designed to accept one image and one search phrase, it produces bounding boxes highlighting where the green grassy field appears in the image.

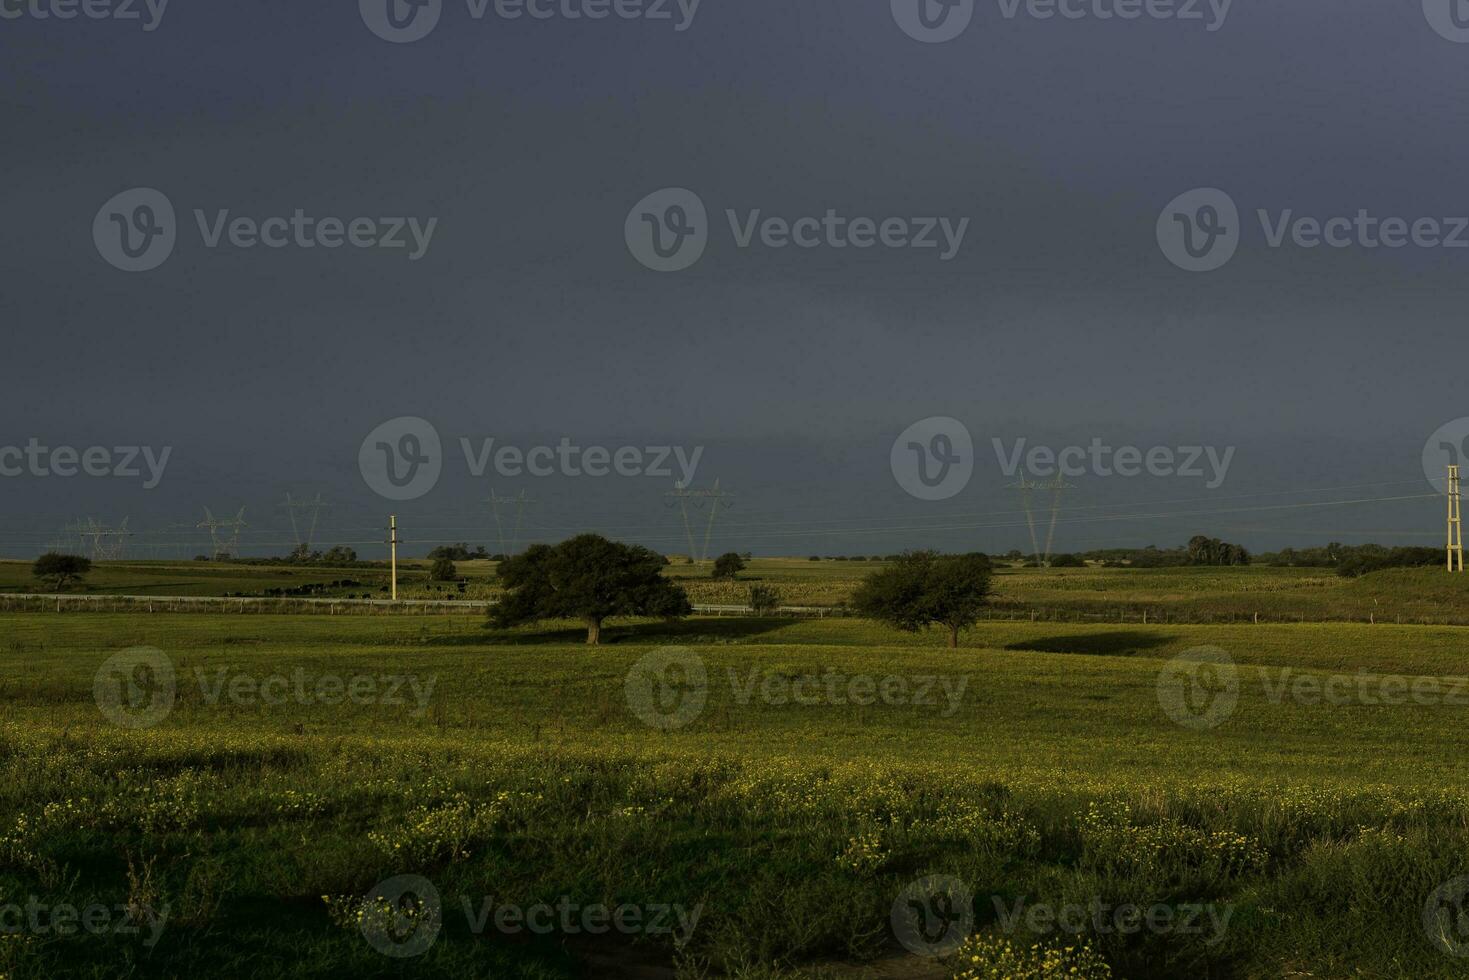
[4,604,1469,978]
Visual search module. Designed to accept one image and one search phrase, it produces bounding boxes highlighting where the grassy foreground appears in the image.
[2,611,1469,977]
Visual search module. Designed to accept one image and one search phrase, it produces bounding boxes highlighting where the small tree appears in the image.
[33,552,92,592]
[429,557,458,582]
[490,534,692,644]
[712,552,746,580]
[852,551,992,649]
[749,584,780,615]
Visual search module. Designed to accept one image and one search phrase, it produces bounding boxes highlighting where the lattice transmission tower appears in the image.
[665,480,734,563]
[65,518,132,560]
[486,490,536,558]
[198,508,247,561]
[282,493,329,553]
[1007,476,1074,567]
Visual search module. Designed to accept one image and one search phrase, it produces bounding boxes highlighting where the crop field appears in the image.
[4,569,1469,979]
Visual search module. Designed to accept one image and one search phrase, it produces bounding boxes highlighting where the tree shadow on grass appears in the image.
[479,616,799,646]
[1005,631,1171,657]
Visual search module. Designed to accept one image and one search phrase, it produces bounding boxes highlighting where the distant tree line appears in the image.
[995,537,1250,568]
[427,543,494,561]
[1258,542,1442,578]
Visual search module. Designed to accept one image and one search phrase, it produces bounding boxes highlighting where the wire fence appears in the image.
[0,592,1463,627]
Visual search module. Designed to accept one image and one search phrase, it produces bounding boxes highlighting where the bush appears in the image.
[32,552,92,591]
[749,584,780,614]
[712,553,747,580]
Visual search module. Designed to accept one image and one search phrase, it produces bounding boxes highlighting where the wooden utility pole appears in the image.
[389,515,400,599]
[1449,466,1463,572]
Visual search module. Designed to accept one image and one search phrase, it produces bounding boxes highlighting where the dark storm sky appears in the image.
[3,0,1468,558]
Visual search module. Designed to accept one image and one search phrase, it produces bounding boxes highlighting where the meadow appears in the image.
[3,579,1469,978]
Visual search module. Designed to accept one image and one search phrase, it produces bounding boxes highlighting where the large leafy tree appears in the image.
[711,552,746,580]
[490,534,692,644]
[32,552,92,592]
[852,551,992,648]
